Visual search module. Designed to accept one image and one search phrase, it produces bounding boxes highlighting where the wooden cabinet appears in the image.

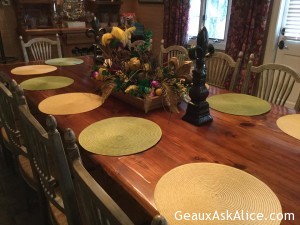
[15,0,123,57]
[18,0,51,3]
[60,28,94,56]
[21,28,95,57]
[86,0,123,26]
[15,2,54,30]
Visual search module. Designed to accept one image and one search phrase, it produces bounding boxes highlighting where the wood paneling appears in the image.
[0,7,22,60]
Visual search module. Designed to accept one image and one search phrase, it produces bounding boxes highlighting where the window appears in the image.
[282,0,300,39]
[187,0,232,50]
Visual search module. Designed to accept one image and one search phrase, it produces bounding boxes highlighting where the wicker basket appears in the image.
[111,92,164,113]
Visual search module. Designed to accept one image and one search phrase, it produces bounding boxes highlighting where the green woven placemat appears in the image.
[45,58,84,66]
[79,117,162,156]
[207,93,271,116]
[154,163,282,225]
[20,76,74,90]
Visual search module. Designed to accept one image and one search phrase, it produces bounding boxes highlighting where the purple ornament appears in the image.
[151,80,160,88]
[92,71,99,78]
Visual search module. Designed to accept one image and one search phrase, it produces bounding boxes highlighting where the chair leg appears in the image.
[19,178,50,225]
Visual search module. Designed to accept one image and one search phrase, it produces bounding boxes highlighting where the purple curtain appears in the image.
[163,0,190,47]
[225,0,273,91]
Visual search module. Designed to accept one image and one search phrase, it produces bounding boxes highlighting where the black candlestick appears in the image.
[182,27,213,125]
[86,17,107,65]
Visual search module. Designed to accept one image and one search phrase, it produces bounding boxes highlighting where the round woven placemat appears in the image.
[79,117,162,156]
[154,163,282,225]
[38,93,103,115]
[45,58,84,66]
[276,114,300,140]
[11,65,57,75]
[207,93,271,116]
[20,76,74,90]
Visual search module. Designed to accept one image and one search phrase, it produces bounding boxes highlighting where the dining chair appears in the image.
[242,53,300,109]
[17,102,81,225]
[159,39,189,67]
[205,51,243,91]
[19,33,63,63]
[129,39,145,50]
[128,36,152,51]
[64,128,168,225]
[0,75,49,224]
[0,74,38,190]
[0,74,16,170]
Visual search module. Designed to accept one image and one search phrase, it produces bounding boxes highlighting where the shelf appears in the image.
[18,0,52,4]
[87,0,122,5]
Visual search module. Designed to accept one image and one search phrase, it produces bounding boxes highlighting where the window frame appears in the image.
[188,0,232,50]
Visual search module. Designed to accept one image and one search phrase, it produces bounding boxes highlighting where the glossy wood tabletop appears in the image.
[1,57,299,225]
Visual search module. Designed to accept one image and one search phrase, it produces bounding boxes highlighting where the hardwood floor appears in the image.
[0,144,43,225]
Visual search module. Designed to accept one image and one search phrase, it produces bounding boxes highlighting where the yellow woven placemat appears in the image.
[11,65,57,75]
[79,117,162,156]
[38,93,103,115]
[276,114,300,140]
[20,76,74,90]
[45,58,84,66]
[154,163,282,225]
[207,93,271,116]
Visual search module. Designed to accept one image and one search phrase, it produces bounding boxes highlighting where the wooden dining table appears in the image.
[0,56,299,225]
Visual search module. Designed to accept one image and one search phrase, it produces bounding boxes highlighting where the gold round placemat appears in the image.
[11,65,57,75]
[207,93,271,116]
[45,58,84,66]
[79,117,162,156]
[154,163,282,225]
[276,114,300,140]
[20,76,74,90]
[38,93,103,115]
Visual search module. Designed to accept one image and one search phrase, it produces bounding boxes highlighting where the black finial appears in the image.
[46,115,58,133]
[196,26,209,56]
[182,26,213,126]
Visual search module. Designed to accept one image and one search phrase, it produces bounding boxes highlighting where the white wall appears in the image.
[263,0,285,64]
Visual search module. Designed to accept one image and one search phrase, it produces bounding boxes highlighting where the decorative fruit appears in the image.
[92,71,99,79]
[144,87,151,94]
[151,80,160,88]
[155,88,163,96]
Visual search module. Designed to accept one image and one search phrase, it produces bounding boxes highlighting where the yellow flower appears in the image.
[111,26,136,46]
[101,33,113,46]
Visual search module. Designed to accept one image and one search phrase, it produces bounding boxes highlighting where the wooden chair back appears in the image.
[129,36,152,51]
[20,33,62,62]
[64,128,168,225]
[0,76,42,210]
[0,75,27,157]
[159,39,189,67]
[242,53,300,109]
[205,51,243,91]
[17,104,81,225]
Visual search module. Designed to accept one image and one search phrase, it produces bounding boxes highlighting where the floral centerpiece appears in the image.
[89,26,192,113]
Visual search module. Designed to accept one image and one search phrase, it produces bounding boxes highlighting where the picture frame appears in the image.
[138,0,163,3]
